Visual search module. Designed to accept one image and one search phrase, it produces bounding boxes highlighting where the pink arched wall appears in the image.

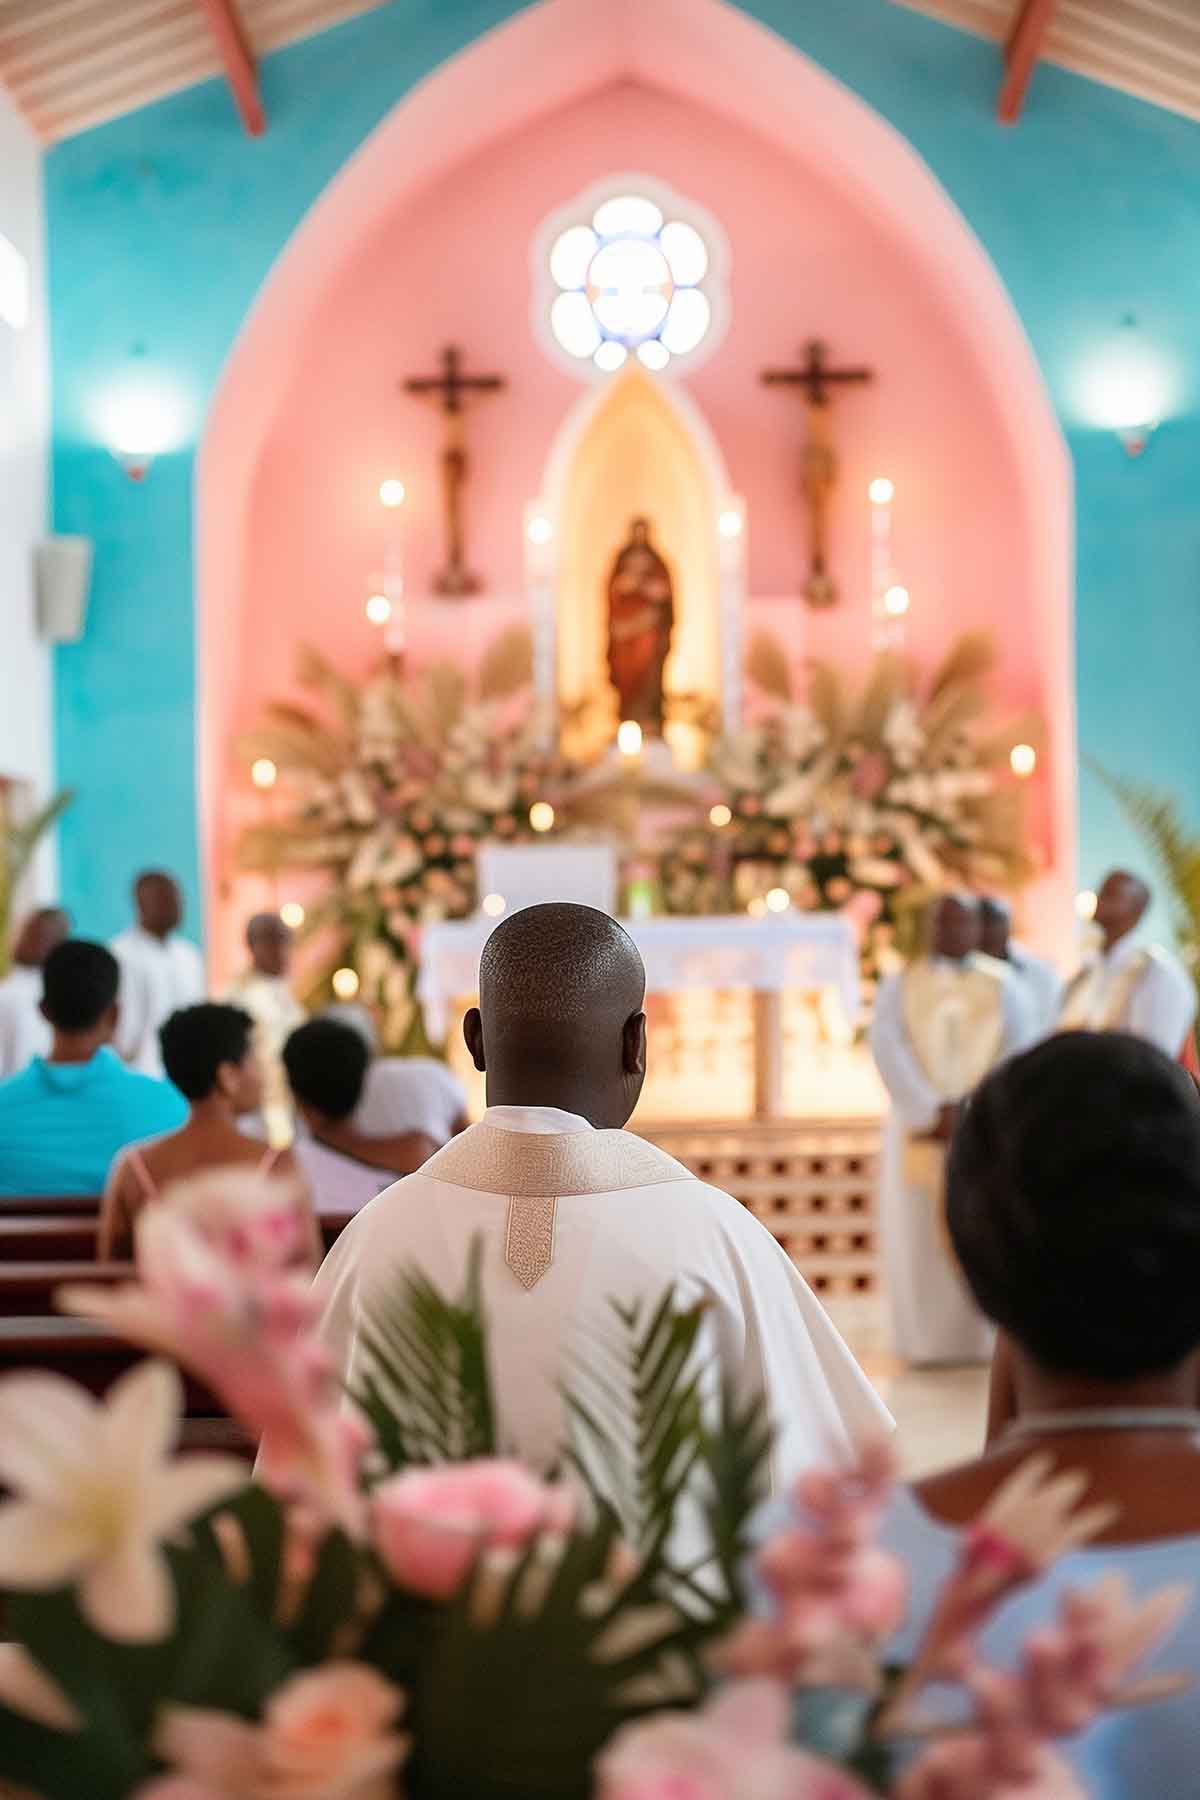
[199,0,1073,980]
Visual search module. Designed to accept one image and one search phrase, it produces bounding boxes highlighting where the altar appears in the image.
[418,909,861,1121]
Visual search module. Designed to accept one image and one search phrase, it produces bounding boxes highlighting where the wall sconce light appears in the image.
[1077,316,1175,459]
[97,365,193,481]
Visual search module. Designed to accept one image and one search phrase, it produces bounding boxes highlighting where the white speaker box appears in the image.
[34,537,93,643]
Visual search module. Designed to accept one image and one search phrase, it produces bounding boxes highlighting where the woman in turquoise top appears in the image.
[880,1030,1200,1798]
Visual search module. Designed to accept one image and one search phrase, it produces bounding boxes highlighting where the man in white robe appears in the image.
[224,913,306,1142]
[0,908,68,1080]
[979,896,1061,1039]
[1058,869,1196,1058]
[110,870,205,1077]
[313,903,890,1487]
[870,894,1035,1367]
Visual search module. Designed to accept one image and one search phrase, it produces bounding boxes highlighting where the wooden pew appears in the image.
[0,1262,130,1317]
[0,1318,251,1456]
[0,1193,102,1216]
[0,1217,97,1261]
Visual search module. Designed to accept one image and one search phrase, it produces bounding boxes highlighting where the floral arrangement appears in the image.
[238,632,578,1048]
[663,632,1038,994]
[0,1169,1184,1799]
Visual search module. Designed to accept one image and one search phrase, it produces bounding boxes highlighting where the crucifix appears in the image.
[402,344,506,596]
[761,339,873,609]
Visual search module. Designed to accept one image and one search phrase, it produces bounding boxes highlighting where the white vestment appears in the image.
[110,927,206,1076]
[1007,941,1062,1040]
[313,1105,891,1490]
[870,956,1035,1366]
[353,1057,468,1145]
[1057,935,1196,1058]
[224,971,307,1142]
[0,965,49,1081]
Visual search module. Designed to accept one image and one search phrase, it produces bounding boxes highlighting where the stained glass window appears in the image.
[545,188,717,374]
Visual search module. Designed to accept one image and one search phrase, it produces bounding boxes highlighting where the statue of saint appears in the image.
[606,517,674,737]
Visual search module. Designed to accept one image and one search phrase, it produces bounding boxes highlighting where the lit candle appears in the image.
[617,719,643,760]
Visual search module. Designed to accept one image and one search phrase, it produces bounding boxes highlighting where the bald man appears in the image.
[313,903,890,1488]
[1058,870,1196,1057]
[869,895,1035,1365]
[0,907,69,1078]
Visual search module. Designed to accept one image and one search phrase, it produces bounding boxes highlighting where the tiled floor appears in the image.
[829,1294,991,1478]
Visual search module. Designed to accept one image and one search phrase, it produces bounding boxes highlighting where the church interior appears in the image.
[2,2,1200,1789]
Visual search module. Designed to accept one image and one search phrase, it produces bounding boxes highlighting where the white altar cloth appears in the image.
[417,913,861,1044]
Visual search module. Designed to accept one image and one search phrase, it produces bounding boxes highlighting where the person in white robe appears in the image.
[870,894,1035,1367]
[313,903,890,1489]
[1058,869,1196,1058]
[979,896,1061,1039]
[0,907,68,1080]
[111,870,206,1077]
[224,913,306,1142]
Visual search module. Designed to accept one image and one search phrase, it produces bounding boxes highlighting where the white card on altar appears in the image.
[478,844,618,917]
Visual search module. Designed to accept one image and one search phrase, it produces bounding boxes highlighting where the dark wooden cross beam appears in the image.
[761,340,873,609]
[998,0,1058,124]
[403,345,507,596]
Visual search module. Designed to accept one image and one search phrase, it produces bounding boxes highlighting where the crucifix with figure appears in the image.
[762,340,873,609]
[402,345,506,596]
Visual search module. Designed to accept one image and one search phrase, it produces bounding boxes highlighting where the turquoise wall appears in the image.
[46,0,1200,941]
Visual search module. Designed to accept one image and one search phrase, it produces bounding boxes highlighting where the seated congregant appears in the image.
[0,940,186,1197]
[101,1002,315,1262]
[0,905,69,1079]
[1058,868,1196,1056]
[978,894,1061,1039]
[111,869,206,1076]
[282,1017,465,1175]
[869,893,1035,1366]
[312,903,891,1485]
[880,1031,1200,1798]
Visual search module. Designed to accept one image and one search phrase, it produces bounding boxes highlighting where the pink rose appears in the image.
[371,1460,573,1600]
[155,1662,407,1799]
[596,1680,872,1800]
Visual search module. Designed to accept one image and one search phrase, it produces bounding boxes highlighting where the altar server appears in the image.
[1058,869,1196,1058]
[870,894,1035,1366]
[224,912,306,1140]
[111,871,206,1077]
[314,903,890,1486]
[0,907,68,1078]
[978,895,1061,1038]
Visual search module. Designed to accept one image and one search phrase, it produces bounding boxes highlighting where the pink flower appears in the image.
[1020,1573,1190,1736]
[59,1187,370,1537]
[371,1460,574,1600]
[897,1737,1085,1800]
[851,752,889,801]
[596,1679,873,1800]
[160,1168,311,1271]
[156,1662,407,1800]
[722,1442,906,1685]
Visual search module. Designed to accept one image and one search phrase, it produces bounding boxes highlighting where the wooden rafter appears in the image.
[997,0,1058,123]
[196,0,265,135]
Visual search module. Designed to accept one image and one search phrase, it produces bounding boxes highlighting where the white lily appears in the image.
[0,1361,246,1643]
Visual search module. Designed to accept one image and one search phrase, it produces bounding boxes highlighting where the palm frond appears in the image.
[1090,763,1200,979]
[237,704,349,779]
[0,789,73,976]
[927,631,995,701]
[698,1379,773,1618]
[853,652,907,748]
[806,658,848,745]
[477,625,534,701]
[745,631,793,703]
[350,1240,497,1471]
[295,642,362,731]
[918,684,988,765]
[424,664,468,734]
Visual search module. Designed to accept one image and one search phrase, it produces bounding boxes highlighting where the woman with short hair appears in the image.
[881,1029,1200,1797]
[101,1002,316,1263]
